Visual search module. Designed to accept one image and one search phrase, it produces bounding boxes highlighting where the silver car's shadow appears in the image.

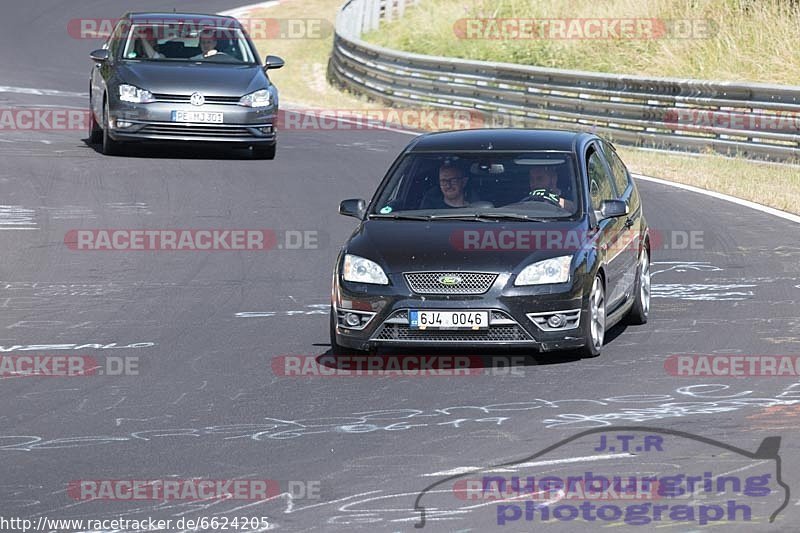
[83,138,258,160]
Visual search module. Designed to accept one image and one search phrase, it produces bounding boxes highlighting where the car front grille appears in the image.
[371,310,533,343]
[139,124,266,137]
[152,93,242,105]
[404,272,498,295]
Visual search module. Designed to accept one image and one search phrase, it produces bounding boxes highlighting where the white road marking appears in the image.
[0,86,86,98]
[423,452,632,477]
[218,0,280,18]
[633,173,800,225]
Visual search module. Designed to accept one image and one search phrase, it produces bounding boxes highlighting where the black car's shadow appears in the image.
[82,138,257,160]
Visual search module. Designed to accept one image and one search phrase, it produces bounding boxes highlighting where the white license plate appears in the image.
[409,310,489,330]
[171,111,223,123]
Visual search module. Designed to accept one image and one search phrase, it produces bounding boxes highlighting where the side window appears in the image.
[587,149,616,210]
[604,144,631,197]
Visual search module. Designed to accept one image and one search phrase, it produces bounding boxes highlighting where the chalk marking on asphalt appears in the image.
[423,452,632,477]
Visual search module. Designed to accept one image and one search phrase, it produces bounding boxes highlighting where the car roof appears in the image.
[408,128,596,153]
[126,13,241,27]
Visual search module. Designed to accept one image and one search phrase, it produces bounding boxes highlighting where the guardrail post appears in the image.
[354,0,366,37]
[368,0,381,32]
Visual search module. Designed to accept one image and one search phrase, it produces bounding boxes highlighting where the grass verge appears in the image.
[364,0,800,85]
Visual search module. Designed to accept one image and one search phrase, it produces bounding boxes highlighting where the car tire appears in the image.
[252,143,276,160]
[627,247,650,325]
[101,99,121,156]
[89,108,103,144]
[579,274,606,358]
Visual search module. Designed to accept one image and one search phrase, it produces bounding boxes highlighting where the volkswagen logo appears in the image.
[438,275,463,286]
[190,92,205,106]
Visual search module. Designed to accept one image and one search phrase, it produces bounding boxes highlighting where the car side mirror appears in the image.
[599,199,629,219]
[89,49,109,62]
[264,55,284,70]
[339,199,366,219]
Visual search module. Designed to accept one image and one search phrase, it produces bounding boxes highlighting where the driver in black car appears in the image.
[526,166,575,211]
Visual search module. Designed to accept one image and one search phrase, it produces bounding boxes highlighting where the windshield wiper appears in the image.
[368,213,434,220]
[426,212,550,222]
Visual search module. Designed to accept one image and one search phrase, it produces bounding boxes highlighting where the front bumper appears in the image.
[333,273,588,352]
[107,101,276,144]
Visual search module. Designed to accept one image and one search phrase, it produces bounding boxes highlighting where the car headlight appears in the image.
[515,256,572,286]
[343,254,389,285]
[118,84,155,104]
[238,89,272,108]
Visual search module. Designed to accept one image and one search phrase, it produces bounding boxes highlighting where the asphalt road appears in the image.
[1,1,800,532]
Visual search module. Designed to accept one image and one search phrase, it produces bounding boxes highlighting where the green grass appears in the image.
[249,0,385,109]
[365,0,800,85]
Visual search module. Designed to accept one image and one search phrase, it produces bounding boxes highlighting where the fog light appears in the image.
[116,120,133,128]
[344,313,361,327]
[547,314,566,328]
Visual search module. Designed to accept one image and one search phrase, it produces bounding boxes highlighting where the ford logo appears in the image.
[438,275,463,286]
[190,92,205,106]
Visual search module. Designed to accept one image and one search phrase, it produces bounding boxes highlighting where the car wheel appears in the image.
[252,143,276,160]
[89,107,102,144]
[580,274,606,358]
[101,99,121,156]
[627,247,650,325]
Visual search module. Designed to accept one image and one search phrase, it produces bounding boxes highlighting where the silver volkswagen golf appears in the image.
[88,12,284,158]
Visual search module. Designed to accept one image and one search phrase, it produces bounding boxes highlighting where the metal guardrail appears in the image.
[329,0,800,161]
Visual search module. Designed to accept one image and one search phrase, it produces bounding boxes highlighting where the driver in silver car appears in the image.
[192,29,220,59]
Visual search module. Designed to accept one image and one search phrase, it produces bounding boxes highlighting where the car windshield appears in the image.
[121,24,256,63]
[370,151,581,219]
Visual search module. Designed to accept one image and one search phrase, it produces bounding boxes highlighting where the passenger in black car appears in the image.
[419,164,471,209]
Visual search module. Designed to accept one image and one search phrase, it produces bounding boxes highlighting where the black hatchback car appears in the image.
[88,13,283,158]
[331,129,650,357]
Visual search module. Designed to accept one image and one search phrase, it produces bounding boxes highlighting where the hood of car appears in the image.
[116,62,267,96]
[345,219,591,274]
